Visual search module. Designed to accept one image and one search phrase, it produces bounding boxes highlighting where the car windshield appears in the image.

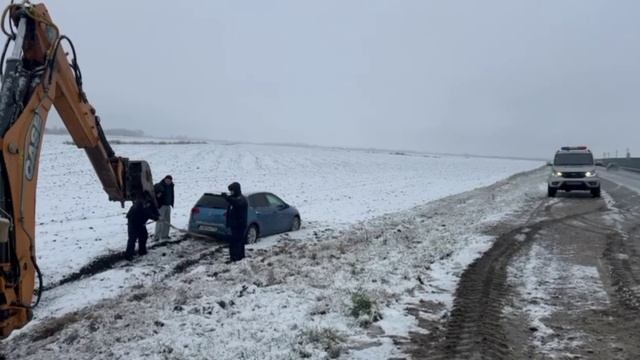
[196,194,228,209]
[554,153,594,166]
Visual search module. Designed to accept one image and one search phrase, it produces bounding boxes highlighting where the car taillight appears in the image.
[191,207,200,215]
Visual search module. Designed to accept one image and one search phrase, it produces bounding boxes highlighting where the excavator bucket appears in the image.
[126,160,156,205]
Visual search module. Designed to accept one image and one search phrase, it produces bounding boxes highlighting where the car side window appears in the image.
[249,194,269,207]
[266,194,285,207]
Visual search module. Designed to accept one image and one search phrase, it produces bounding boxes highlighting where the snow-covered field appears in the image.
[4,135,544,359]
[36,134,539,285]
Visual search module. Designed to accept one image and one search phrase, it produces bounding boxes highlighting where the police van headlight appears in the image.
[585,171,596,177]
[553,171,563,177]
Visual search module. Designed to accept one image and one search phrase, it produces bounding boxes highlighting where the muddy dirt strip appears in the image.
[409,173,640,359]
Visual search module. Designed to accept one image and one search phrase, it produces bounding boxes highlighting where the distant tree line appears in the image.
[106,128,145,137]
[44,127,68,135]
[45,127,145,137]
[63,140,206,146]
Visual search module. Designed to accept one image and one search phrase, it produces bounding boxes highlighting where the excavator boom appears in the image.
[0,2,155,337]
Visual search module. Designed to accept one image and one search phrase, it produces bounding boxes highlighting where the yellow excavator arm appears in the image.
[0,2,155,337]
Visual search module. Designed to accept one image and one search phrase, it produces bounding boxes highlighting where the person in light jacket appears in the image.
[153,175,174,240]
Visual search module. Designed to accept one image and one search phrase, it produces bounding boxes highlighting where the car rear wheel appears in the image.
[291,216,301,231]
[245,224,258,244]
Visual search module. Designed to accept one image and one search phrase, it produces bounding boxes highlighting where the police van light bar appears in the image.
[561,146,588,151]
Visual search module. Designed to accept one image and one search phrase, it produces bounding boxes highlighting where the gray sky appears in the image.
[44,0,640,158]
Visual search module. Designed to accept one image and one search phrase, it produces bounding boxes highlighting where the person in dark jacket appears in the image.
[125,192,160,260]
[222,182,248,262]
[153,175,174,241]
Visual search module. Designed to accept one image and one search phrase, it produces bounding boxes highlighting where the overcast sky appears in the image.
[43,0,639,158]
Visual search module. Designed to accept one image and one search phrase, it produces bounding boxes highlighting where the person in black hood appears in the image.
[222,182,248,262]
[125,192,160,260]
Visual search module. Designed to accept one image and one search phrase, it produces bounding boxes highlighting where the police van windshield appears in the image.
[554,153,594,166]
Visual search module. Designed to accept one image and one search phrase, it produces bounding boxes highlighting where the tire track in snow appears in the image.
[603,231,640,311]
[43,236,211,291]
[420,201,607,359]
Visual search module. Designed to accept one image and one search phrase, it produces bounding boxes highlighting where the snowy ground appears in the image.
[2,134,545,359]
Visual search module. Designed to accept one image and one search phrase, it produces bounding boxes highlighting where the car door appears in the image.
[265,193,291,233]
[248,193,277,236]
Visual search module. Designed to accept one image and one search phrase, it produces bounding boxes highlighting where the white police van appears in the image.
[547,146,600,197]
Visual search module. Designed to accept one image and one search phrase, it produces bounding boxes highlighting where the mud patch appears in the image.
[170,246,225,276]
[47,236,198,290]
[603,231,640,311]
[30,312,82,342]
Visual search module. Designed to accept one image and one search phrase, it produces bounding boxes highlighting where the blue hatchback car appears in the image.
[188,192,301,243]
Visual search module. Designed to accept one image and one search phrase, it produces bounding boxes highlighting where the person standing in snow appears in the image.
[125,192,160,260]
[222,182,248,262]
[153,175,174,240]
